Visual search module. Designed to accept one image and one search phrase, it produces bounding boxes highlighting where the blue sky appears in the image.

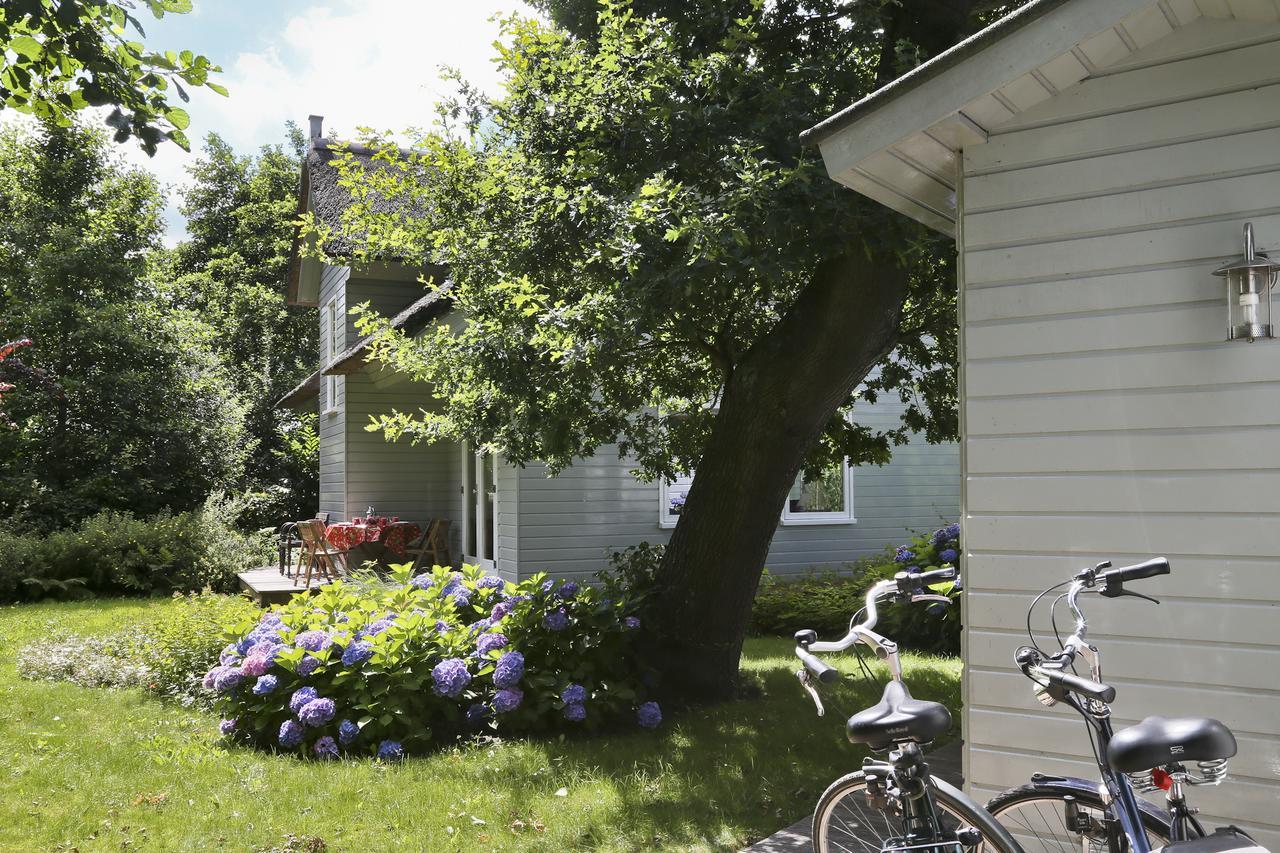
[123,0,535,242]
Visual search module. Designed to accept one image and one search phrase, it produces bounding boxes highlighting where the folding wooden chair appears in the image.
[407,519,452,572]
[296,519,347,587]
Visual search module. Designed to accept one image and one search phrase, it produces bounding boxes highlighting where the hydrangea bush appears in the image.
[207,563,658,758]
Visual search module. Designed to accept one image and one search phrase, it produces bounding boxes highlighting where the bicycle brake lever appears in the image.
[911,594,952,606]
[1101,587,1161,604]
[796,669,826,717]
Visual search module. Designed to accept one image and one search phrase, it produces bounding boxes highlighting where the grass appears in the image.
[0,598,961,852]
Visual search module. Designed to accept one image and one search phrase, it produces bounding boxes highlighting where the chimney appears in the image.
[308,114,324,143]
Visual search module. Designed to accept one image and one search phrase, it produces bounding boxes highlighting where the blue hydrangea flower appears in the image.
[466,703,492,726]
[623,616,641,630]
[894,546,915,564]
[219,718,237,736]
[466,618,493,637]
[490,601,513,621]
[313,736,339,759]
[939,548,958,563]
[543,608,569,632]
[558,581,579,598]
[365,617,396,636]
[540,579,555,595]
[260,611,284,626]
[493,651,525,688]
[342,641,374,667]
[279,719,304,748]
[432,658,472,698]
[299,697,336,727]
[476,632,508,656]
[564,703,586,722]
[252,674,279,695]
[377,740,404,761]
[434,620,451,633]
[410,573,435,590]
[931,523,961,547]
[338,719,359,746]
[298,655,321,676]
[450,589,472,608]
[561,683,587,705]
[202,665,227,690]
[477,576,504,590]
[219,645,240,666]
[289,687,318,715]
[296,630,331,652]
[214,667,245,694]
[637,701,663,729]
[493,687,523,713]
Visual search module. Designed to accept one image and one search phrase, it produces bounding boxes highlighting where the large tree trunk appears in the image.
[650,249,909,700]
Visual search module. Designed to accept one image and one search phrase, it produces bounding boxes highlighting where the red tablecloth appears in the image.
[326,520,422,557]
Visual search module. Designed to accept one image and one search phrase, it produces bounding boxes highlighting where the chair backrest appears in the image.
[315,512,331,524]
[429,519,451,549]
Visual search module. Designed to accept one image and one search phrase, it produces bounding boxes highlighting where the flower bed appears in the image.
[207,564,658,758]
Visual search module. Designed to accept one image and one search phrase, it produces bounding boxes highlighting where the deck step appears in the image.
[237,566,328,606]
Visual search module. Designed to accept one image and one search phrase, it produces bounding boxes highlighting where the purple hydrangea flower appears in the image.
[202,666,226,690]
[432,658,472,698]
[637,701,663,729]
[219,718,237,736]
[623,616,641,630]
[466,618,493,637]
[493,687,523,713]
[260,610,284,625]
[477,575,504,590]
[939,548,958,563]
[564,703,586,722]
[279,719,304,748]
[931,523,961,547]
[476,632,508,656]
[298,655,321,676]
[434,620,451,633]
[561,684,587,705]
[543,608,569,632]
[490,601,513,621]
[365,617,396,636]
[296,630,331,652]
[466,703,492,725]
[540,579,555,595]
[377,740,404,761]
[299,697,336,727]
[558,581,579,598]
[410,573,435,590]
[289,687,318,715]
[493,651,525,688]
[342,641,374,667]
[450,589,472,608]
[214,667,245,693]
[252,674,279,695]
[338,719,359,746]
[313,736,339,759]
[894,546,915,564]
[219,645,240,666]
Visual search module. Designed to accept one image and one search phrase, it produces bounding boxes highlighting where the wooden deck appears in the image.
[237,566,329,606]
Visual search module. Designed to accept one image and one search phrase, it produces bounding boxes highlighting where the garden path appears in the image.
[743,739,963,852]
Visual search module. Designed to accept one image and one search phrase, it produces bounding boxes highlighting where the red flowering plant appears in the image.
[0,338,61,427]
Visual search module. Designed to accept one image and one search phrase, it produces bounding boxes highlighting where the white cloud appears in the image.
[120,0,536,243]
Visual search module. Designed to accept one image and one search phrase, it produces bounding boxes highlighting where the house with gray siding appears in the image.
[805,0,1280,842]
[276,118,959,584]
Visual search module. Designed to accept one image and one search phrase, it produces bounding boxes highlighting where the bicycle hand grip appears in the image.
[1041,668,1115,703]
[1102,557,1169,584]
[796,647,839,684]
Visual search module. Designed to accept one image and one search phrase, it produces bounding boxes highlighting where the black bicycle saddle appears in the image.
[847,680,952,751]
[1107,715,1237,773]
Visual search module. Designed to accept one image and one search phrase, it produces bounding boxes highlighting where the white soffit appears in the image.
[805,0,1280,236]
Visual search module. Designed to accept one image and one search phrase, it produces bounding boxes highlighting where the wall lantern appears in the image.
[1213,222,1279,342]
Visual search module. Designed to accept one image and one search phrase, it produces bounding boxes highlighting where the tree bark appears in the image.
[649,249,908,700]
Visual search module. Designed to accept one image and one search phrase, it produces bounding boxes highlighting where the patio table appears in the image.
[325,518,422,558]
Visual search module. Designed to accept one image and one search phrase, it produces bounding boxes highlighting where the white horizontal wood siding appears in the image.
[317,264,350,519]
[345,277,424,341]
[960,19,1280,845]
[515,395,958,582]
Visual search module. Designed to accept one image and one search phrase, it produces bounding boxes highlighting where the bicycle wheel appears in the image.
[813,771,1022,853]
[985,784,1171,853]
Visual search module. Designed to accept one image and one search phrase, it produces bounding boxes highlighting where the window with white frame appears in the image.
[659,460,854,527]
[323,297,340,413]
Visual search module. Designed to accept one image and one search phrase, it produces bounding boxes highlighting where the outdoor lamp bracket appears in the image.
[1213,222,1279,342]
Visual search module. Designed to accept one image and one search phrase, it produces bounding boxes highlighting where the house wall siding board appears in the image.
[344,278,424,341]
[514,397,958,581]
[317,264,350,518]
[959,23,1280,838]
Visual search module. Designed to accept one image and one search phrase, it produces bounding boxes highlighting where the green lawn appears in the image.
[0,598,961,852]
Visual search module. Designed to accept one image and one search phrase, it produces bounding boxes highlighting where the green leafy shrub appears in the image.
[751,524,962,655]
[0,493,271,603]
[207,563,657,758]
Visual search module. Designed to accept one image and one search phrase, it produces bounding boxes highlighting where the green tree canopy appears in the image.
[0,0,225,153]
[0,120,245,527]
[317,0,1019,695]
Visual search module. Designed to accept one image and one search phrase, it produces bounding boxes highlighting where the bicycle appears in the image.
[984,557,1267,853]
[794,567,1022,853]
